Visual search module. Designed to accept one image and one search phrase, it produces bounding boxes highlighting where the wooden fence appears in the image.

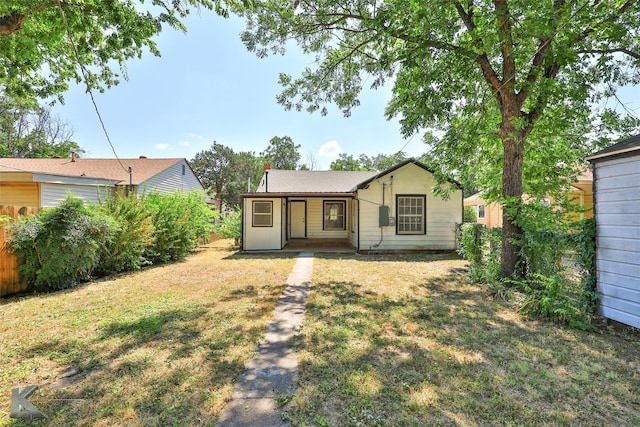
[1,205,37,297]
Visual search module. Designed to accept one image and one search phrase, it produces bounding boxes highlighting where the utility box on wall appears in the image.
[379,205,390,226]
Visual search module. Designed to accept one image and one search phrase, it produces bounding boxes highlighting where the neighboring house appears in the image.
[587,134,640,329]
[241,159,463,252]
[0,155,205,208]
[464,168,593,228]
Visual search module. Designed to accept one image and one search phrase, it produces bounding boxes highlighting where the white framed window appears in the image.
[396,195,426,235]
[252,201,273,227]
[323,201,346,230]
[478,204,486,219]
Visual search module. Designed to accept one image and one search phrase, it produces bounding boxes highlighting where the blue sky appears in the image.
[52,10,640,170]
[51,11,423,170]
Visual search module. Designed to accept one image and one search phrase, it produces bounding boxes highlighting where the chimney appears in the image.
[71,151,76,162]
[264,163,271,171]
[139,156,147,159]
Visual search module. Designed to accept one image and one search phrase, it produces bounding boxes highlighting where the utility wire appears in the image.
[56,1,129,174]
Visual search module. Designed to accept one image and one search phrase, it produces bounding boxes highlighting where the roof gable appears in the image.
[252,159,460,195]
[0,158,185,185]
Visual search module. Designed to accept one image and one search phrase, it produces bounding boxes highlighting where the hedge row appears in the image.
[8,191,216,292]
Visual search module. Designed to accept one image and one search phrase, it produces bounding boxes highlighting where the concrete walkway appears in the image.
[217,252,314,427]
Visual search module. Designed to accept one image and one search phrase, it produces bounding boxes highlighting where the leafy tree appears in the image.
[330,153,362,171]
[0,96,82,158]
[330,151,408,171]
[235,0,640,278]
[191,141,235,210]
[0,1,225,102]
[191,142,265,208]
[261,135,300,169]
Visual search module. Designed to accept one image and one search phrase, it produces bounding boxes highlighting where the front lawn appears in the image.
[2,245,639,426]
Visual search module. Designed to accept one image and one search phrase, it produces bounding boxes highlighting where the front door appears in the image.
[290,201,306,238]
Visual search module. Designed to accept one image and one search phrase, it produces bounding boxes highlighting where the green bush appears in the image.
[8,196,115,291]
[463,205,477,222]
[515,274,593,330]
[215,208,241,243]
[458,223,501,283]
[93,193,155,275]
[144,191,216,263]
[573,218,597,313]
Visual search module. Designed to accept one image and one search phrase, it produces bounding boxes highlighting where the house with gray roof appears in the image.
[241,159,463,252]
[0,155,205,208]
[587,134,640,328]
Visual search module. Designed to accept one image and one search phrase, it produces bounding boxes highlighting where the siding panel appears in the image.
[139,159,204,195]
[593,154,640,328]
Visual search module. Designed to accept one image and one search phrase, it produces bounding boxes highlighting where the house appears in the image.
[0,155,205,208]
[241,159,463,252]
[463,168,593,228]
[587,134,640,328]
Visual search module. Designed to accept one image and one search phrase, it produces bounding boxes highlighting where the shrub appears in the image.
[463,205,477,222]
[144,191,216,263]
[215,207,241,243]
[8,196,115,291]
[93,192,155,275]
[514,274,593,330]
[573,218,597,313]
[458,223,501,283]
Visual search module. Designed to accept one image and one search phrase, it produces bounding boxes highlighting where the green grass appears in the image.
[2,246,639,426]
[283,252,640,426]
[0,240,296,426]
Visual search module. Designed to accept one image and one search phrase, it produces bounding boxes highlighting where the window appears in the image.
[324,201,346,230]
[478,204,486,219]
[252,201,273,227]
[396,195,425,235]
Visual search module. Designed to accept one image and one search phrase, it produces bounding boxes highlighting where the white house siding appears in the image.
[350,199,359,248]
[304,197,351,239]
[139,159,204,195]
[593,155,640,328]
[357,163,462,251]
[242,197,285,250]
[34,174,115,208]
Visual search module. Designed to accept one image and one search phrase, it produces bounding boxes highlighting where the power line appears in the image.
[55,1,129,174]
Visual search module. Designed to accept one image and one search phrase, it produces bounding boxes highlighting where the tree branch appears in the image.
[493,0,516,91]
[578,47,640,60]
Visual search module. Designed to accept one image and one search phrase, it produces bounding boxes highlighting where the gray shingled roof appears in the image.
[256,170,378,193]
[588,134,640,162]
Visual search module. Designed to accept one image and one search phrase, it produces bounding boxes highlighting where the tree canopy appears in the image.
[330,152,408,171]
[261,135,301,170]
[0,0,226,102]
[0,95,82,158]
[235,0,640,278]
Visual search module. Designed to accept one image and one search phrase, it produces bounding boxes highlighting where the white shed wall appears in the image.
[357,163,462,251]
[594,155,640,328]
[242,197,285,250]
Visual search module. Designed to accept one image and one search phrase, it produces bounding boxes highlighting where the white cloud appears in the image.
[155,143,171,150]
[178,141,191,147]
[318,140,342,158]
[189,133,207,141]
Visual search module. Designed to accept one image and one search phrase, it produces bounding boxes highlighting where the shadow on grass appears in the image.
[12,306,256,426]
[287,276,640,426]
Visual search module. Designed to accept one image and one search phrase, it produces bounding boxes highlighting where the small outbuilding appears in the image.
[241,159,463,253]
[587,135,640,328]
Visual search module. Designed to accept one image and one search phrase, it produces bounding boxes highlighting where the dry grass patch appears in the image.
[285,252,640,427]
[0,240,296,426]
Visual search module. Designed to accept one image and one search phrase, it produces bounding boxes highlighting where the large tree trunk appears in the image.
[499,123,526,279]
